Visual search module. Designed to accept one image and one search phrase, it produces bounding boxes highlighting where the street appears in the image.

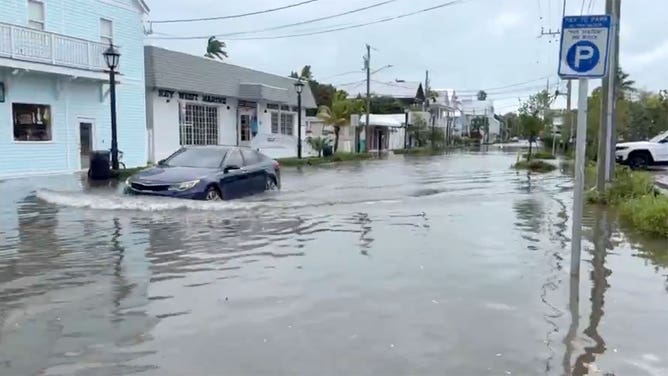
[1,151,667,375]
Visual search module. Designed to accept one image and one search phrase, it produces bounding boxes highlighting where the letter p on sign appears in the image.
[566,40,600,73]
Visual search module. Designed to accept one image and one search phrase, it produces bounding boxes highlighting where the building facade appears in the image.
[0,0,149,178]
[144,46,317,162]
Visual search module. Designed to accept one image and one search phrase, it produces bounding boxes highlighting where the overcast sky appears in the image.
[145,0,668,113]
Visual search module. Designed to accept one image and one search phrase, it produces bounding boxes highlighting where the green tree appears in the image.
[290,65,313,80]
[518,91,550,159]
[316,91,364,152]
[370,96,406,114]
[502,112,520,139]
[615,67,636,100]
[204,36,227,60]
[307,136,331,158]
[477,90,488,101]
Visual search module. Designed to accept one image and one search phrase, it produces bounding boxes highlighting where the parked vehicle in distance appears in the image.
[125,146,280,200]
[615,130,668,169]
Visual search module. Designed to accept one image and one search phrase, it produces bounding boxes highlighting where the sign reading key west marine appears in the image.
[558,15,611,79]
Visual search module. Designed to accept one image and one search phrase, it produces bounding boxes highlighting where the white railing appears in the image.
[0,22,111,71]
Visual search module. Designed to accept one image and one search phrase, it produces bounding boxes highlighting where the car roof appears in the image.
[182,145,250,150]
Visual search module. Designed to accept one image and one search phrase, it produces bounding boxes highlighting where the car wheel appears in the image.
[629,153,649,170]
[266,176,278,191]
[205,186,222,201]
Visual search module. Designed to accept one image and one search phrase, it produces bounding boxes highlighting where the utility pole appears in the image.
[596,0,613,193]
[607,0,621,179]
[364,44,371,153]
[425,70,435,148]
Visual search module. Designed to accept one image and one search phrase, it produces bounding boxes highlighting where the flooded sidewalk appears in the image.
[1,152,667,375]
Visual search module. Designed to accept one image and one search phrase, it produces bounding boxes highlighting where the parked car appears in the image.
[615,130,668,169]
[125,146,280,200]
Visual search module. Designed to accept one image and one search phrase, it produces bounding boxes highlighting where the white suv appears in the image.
[615,130,668,169]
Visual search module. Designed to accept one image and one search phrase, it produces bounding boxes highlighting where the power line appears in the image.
[156,0,398,39]
[456,76,555,93]
[150,0,319,24]
[321,70,364,80]
[151,0,466,41]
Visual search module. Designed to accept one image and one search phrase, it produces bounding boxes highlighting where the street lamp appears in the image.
[103,44,120,170]
[404,108,409,149]
[294,79,305,159]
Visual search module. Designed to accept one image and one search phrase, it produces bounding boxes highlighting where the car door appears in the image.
[241,149,266,193]
[220,149,250,198]
[658,136,668,162]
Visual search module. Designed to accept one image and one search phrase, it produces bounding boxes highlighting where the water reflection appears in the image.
[568,208,612,376]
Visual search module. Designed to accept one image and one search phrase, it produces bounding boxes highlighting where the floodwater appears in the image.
[1,151,667,376]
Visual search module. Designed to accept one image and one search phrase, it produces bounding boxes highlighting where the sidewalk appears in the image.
[654,171,668,193]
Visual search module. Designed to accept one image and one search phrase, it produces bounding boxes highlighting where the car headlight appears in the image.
[125,177,131,185]
[168,179,200,191]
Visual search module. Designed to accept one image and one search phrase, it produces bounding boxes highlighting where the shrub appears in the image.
[277,152,372,167]
[620,195,668,237]
[586,167,655,204]
[523,151,556,160]
[513,160,557,173]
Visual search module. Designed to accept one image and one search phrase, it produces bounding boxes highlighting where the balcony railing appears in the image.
[0,22,111,72]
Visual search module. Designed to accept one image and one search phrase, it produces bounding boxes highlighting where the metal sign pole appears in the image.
[558,15,611,277]
[571,78,589,277]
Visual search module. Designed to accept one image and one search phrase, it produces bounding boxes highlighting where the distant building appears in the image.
[144,46,317,161]
[0,0,150,178]
[459,98,501,143]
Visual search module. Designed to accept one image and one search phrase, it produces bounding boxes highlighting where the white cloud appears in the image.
[624,39,668,68]
[489,12,524,36]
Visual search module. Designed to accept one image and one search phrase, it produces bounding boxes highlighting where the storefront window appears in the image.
[13,103,52,141]
[271,112,294,136]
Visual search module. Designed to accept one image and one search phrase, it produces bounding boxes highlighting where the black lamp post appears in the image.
[103,44,120,170]
[294,79,304,159]
[404,108,409,149]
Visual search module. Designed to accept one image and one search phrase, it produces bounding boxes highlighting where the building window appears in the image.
[100,18,113,46]
[179,103,218,146]
[270,112,294,136]
[27,0,45,30]
[13,103,52,141]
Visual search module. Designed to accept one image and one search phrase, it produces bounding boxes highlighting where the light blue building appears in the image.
[0,0,149,178]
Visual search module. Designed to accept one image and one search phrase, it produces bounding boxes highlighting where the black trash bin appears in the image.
[88,150,111,180]
[323,144,333,157]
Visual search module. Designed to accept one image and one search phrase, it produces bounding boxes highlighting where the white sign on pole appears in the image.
[559,15,612,277]
[558,15,611,79]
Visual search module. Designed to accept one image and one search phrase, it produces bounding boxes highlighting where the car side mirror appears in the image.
[157,159,166,166]
[224,165,240,173]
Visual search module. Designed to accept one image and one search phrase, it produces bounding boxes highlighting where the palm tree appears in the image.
[204,36,227,60]
[615,67,636,100]
[307,137,331,157]
[317,91,364,152]
[290,65,313,81]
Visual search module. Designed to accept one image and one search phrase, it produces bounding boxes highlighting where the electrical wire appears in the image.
[150,0,319,24]
[321,70,364,80]
[456,76,556,93]
[175,0,398,39]
[151,0,466,40]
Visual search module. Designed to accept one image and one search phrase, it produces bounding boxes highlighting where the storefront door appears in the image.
[79,121,94,169]
[238,108,255,147]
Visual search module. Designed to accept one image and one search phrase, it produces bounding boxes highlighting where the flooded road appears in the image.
[1,151,667,375]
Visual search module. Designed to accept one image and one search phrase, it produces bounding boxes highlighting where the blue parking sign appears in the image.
[558,15,611,78]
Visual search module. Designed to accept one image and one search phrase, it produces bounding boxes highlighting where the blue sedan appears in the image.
[125,146,281,200]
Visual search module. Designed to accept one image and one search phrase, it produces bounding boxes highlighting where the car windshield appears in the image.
[649,131,668,143]
[164,148,228,168]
